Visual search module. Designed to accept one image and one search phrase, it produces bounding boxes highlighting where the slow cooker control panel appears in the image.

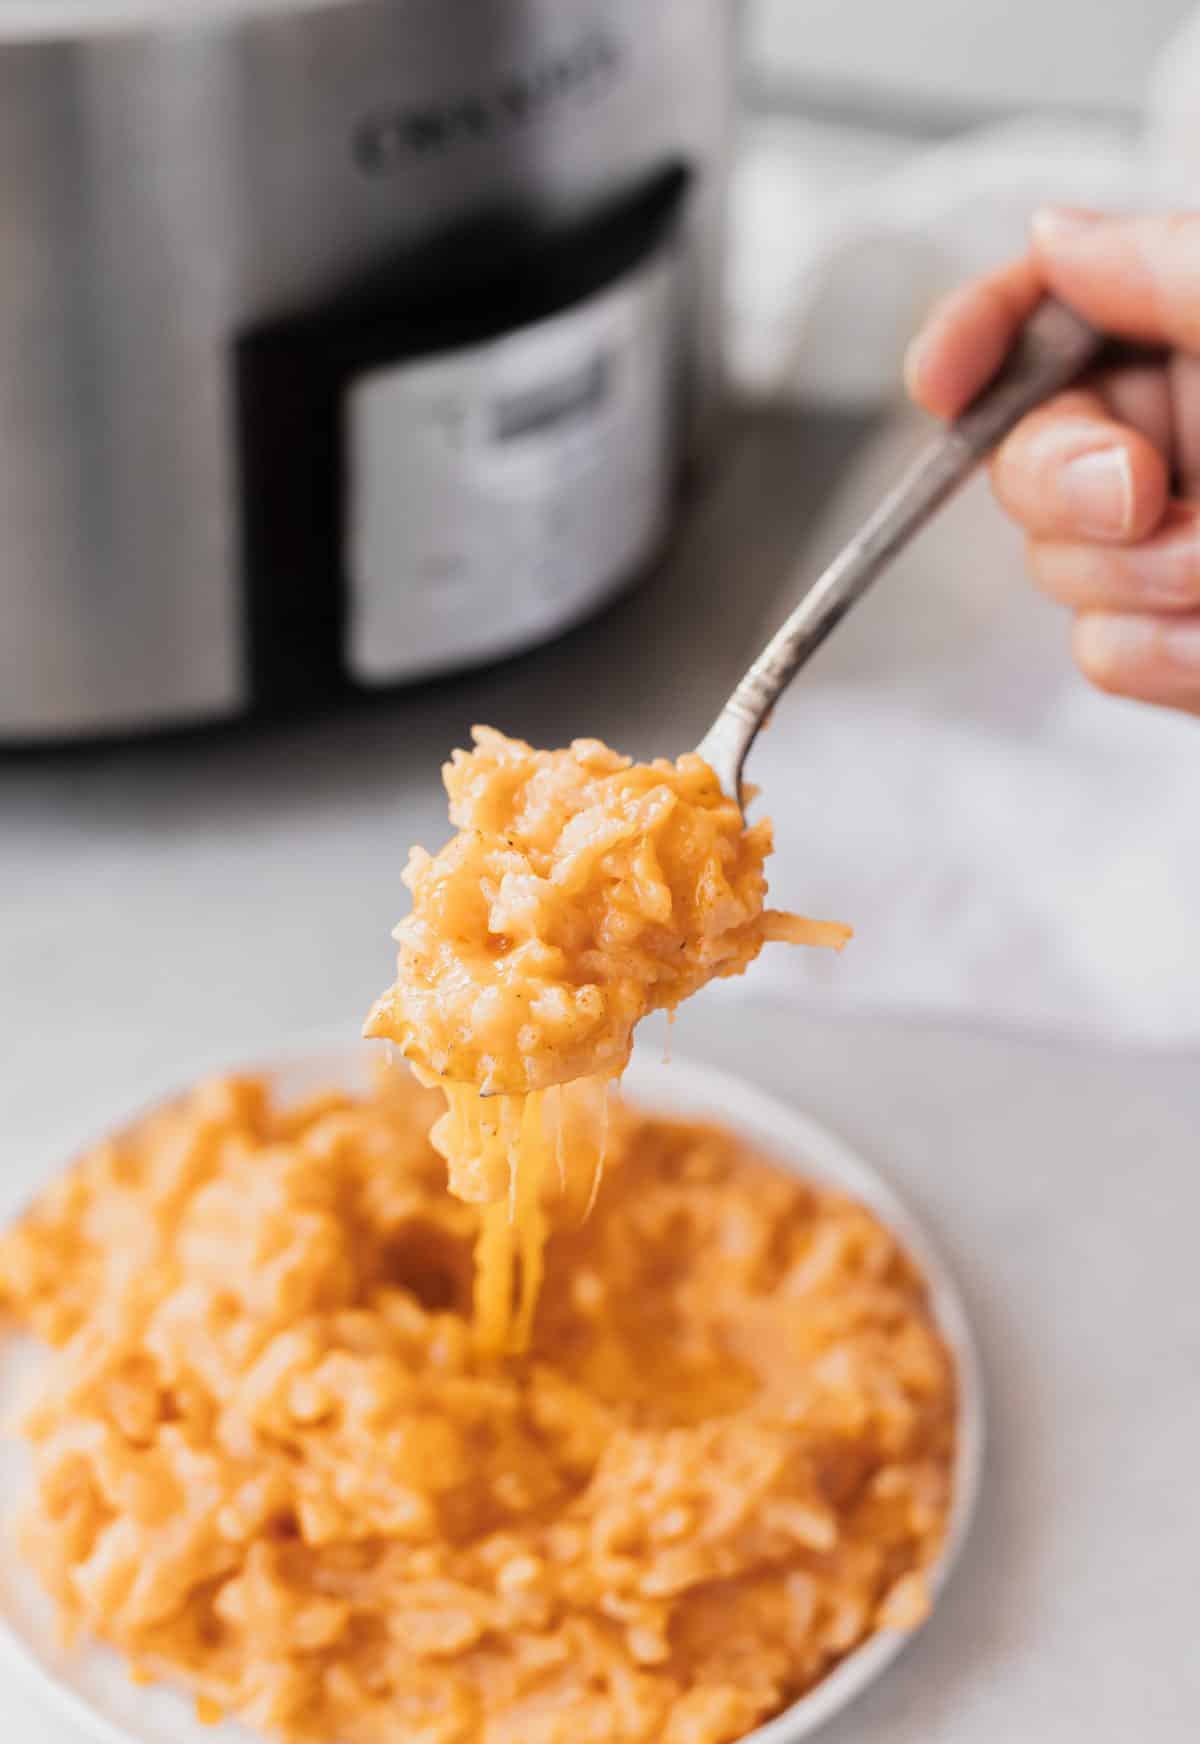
[345,247,678,685]
[235,169,689,708]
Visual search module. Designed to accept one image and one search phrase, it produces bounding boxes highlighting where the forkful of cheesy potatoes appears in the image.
[364,727,848,1096]
[364,727,849,1353]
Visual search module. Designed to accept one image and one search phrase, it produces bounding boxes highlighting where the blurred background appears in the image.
[747,0,1193,113]
[6,16,1200,1741]
[5,0,1200,1170]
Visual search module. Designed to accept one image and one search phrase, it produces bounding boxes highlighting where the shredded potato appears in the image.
[365,728,851,1348]
[762,912,855,948]
[0,1068,954,1744]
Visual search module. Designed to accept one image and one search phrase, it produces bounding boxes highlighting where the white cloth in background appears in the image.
[719,76,1200,1048]
[728,113,1141,408]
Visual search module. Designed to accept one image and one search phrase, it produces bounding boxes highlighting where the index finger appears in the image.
[1031,209,1200,352]
[904,255,1043,419]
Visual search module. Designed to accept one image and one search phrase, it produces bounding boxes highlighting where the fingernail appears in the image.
[902,310,947,396]
[902,329,929,393]
[1057,447,1134,538]
[1032,205,1104,245]
[1075,612,1156,676]
[1162,618,1200,669]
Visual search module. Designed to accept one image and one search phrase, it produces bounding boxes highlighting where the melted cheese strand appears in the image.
[512,1094,550,1353]
[468,1090,518,1351]
[430,1072,614,1353]
[554,1084,567,1195]
[582,1083,610,1224]
[503,1096,519,1226]
[473,1200,515,1353]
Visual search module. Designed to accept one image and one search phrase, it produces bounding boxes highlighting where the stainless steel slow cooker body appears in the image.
[0,0,735,741]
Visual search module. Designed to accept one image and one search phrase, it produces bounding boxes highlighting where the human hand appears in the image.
[905,209,1200,717]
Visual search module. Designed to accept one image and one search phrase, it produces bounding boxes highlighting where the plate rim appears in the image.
[0,1031,984,1744]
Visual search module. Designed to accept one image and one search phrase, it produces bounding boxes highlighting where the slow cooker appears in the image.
[0,0,736,742]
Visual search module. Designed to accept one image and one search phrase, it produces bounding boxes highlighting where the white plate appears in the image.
[0,1042,984,1744]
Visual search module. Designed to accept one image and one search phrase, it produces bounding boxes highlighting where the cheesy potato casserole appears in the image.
[0,1068,954,1744]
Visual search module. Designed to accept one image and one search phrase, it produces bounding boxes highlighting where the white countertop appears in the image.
[3,402,1198,1741]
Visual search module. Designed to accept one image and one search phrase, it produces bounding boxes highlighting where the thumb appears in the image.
[1032,208,1200,352]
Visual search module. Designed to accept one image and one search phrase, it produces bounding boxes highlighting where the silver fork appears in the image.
[696,297,1104,805]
